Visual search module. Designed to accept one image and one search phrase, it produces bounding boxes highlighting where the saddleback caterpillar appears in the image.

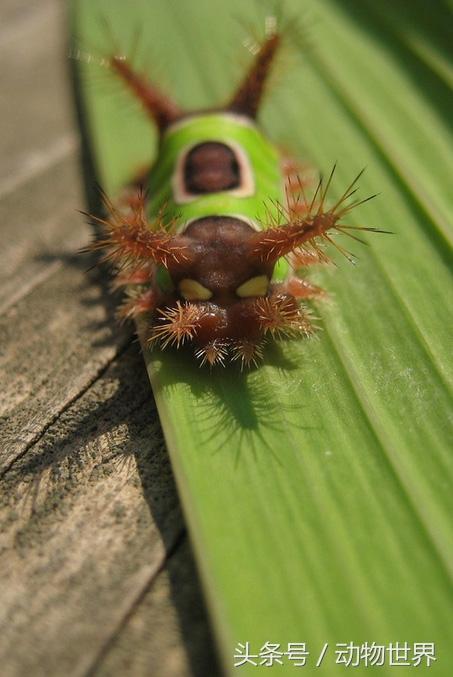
[86,17,383,368]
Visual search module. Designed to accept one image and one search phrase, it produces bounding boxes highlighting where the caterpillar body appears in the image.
[89,21,380,368]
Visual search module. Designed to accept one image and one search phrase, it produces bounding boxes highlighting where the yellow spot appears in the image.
[179,279,212,301]
[236,275,269,298]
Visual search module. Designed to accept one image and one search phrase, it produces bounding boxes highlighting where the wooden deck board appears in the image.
[0,2,220,675]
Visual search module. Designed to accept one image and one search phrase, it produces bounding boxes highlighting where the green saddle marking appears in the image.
[148,113,289,284]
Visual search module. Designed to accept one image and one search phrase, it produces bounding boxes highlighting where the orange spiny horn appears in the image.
[109,55,182,131]
[251,211,338,263]
[90,225,190,268]
[252,170,380,263]
[83,188,193,269]
[229,27,282,118]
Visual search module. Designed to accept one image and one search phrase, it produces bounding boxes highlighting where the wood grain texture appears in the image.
[0,2,220,675]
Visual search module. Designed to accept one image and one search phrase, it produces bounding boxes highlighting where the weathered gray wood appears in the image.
[0,1,76,194]
[0,2,220,675]
[1,343,218,677]
[88,539,220,677]
[0,154,83,313]
[0,254,131,473]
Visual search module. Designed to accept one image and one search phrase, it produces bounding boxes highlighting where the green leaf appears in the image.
[73,0,453,674]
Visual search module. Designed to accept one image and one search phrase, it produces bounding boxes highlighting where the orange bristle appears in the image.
[231,339,265,370]
[254,295,313,338]
[289,248,330,268]
[285,276,326,299]
[150,302,204,349]
[194,340,229,368]
[110,264,154,290]
[117,289,156,322]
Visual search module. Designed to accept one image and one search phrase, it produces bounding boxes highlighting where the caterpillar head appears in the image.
[90,172,380,368]
[152,215,314,367]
